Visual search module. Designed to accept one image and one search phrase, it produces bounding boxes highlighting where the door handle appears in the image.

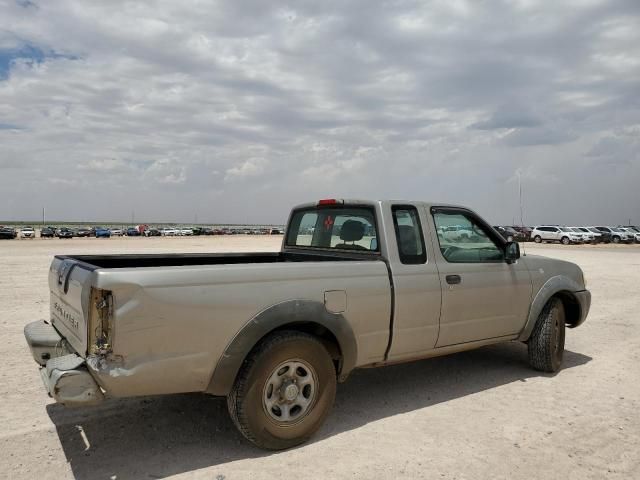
[446,274,462,285]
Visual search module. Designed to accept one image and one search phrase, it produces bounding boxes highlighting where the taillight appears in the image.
[88,288,113,355]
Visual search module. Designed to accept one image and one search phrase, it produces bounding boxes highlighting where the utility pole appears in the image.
[42,207,45,227]
[518,171,524,226]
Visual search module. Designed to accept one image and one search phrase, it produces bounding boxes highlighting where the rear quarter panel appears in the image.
[89,261,391,397]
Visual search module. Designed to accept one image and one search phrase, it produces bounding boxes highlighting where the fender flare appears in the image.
[206,299,358,396]
[518,275,583,342]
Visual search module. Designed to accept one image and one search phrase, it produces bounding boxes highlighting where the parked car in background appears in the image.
[76,227,92,238]
[125,227,141,237]
[575,227,601,243]
[493,226,519,242]
[568,227,594,244]
[511,226,532,241]
[40,227,55,238]
[161,227,179,236]
[94,227,111,238]
[585,227,610,243]
[593,226,632,244]
[0,226,16,239]
[110,228,123,237]
[144,228,161,237]
[20,226,36,239]
[56,228,73,239]
[270,228,283,235]
[179,227,194,236]
[618,227,640,243]
[531,226,582,245]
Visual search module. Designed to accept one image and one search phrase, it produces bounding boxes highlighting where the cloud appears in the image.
[0,0,638,225]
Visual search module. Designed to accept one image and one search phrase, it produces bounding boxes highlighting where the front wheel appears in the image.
[561,236,570,245]
[612,236,620,244]
[534,235,542,243]
[528,298,565,373]
[227,331,337,450]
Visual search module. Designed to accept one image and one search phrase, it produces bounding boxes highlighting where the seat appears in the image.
[334,220,367,250]
[397,225,418,256]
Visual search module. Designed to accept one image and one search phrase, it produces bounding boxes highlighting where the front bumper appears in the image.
[571,290,591,328]
[24,320,104,407]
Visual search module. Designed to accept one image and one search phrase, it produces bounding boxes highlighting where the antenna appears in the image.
[518,171,526,256]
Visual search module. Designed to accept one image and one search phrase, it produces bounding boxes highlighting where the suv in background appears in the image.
[493,226,519,242]
[594,226,633,244]
[575,227,601,243]
[569,227,594,244]
[586,227,610,243]
[618,227,640,243]
[531,226,582,245]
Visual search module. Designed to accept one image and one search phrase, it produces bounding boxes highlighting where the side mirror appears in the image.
[505,241,520,264]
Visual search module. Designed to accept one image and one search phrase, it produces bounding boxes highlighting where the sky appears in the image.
[0,0,639,225]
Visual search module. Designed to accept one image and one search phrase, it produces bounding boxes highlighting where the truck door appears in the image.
[385,204,442,361]
[429,207,532,347]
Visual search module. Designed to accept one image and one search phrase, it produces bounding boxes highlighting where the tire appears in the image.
[561,236,570,245]
[227,330,337,450]
[534,235,542,243]
[528,298,565,373]
[612,236,620,244]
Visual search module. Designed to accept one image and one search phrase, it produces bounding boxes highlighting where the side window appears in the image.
[392,206,426,264]
[433,210,504,263]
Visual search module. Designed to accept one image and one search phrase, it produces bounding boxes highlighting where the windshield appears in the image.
[286,206,379,252]
[560,227,572,232]
[571,228,583,233]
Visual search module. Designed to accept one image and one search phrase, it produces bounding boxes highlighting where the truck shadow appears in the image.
[47,342,591,480]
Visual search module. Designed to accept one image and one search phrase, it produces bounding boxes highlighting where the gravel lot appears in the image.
[1,238,639,479]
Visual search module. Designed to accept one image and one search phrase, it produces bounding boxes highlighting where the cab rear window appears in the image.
[286,207,379,252]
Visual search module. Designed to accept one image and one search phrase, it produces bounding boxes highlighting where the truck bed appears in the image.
[56,251,379,269]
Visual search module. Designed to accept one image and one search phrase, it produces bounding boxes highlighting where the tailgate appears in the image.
[48,257,95,356]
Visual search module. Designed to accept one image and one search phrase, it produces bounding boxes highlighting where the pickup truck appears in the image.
[24,199,591,450]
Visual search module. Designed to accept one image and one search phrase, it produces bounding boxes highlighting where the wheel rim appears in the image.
[562,237,569,244]
[534,236,541,243]
[262,359,318,425]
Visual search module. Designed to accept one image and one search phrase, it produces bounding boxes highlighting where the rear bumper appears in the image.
[24,320,104,407]
[571,290,591,328]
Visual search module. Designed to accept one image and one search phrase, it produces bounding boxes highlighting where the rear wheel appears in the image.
[227,331,337,450]
[528,298,565,373]
[534,235,542,243]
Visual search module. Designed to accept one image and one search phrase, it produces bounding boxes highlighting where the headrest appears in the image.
[398,225,418,255]
[340,220,365,242]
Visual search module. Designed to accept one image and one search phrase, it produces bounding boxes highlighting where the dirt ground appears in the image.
[0,237,638,480]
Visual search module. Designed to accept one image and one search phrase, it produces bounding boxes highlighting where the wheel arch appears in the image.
[206,299,358,396]
[519,276,585,341]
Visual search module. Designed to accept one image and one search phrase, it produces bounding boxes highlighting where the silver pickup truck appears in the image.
[25,199,590,450]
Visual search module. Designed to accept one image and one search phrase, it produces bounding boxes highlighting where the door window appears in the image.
[433,210,504,263]
[392,206,426,264]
